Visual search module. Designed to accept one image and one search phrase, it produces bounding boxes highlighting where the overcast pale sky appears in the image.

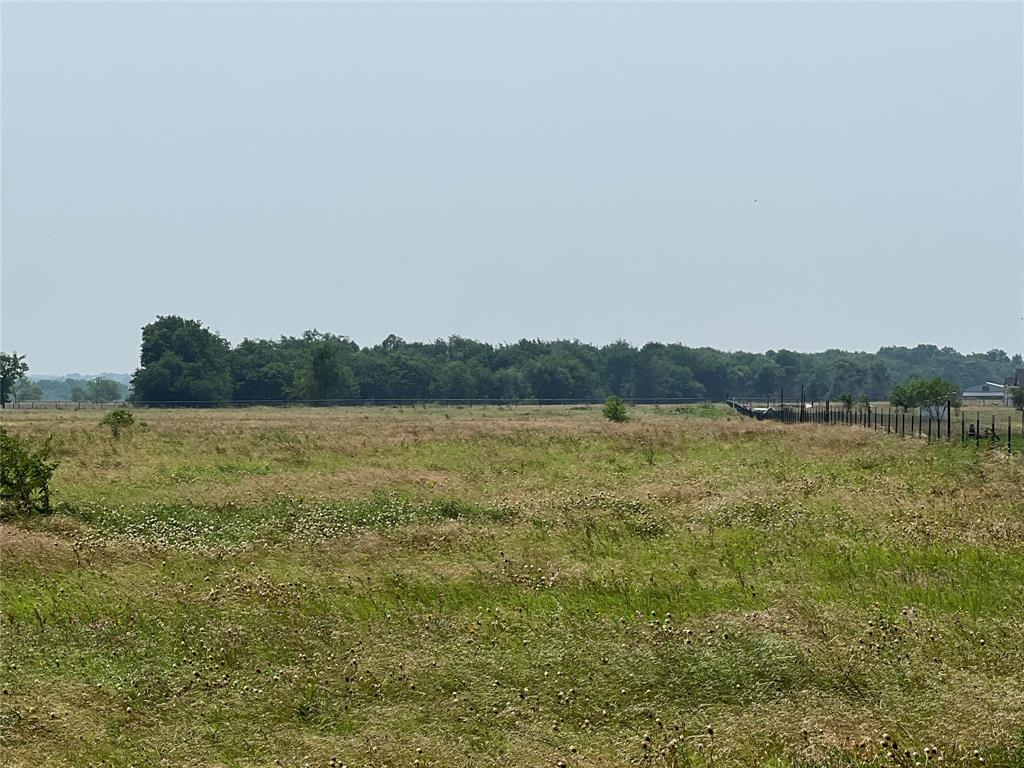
[2,1,1022,374]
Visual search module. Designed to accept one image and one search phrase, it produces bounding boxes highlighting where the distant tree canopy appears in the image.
[0,354,129,404]
[131,317,232,404]
[70,378,127,403]
[13,380,43,403]
[88,378,126,403]
[22,377,127,402]
[126,316,1021,406]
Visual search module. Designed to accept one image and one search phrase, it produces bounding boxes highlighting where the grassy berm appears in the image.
[1,406,1022,767]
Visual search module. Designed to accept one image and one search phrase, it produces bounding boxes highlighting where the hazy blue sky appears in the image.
[2,1,1022,374]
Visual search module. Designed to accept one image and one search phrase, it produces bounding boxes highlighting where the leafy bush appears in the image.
[0,428,57,516]
[603,395,628,423]
[100,409,134,438]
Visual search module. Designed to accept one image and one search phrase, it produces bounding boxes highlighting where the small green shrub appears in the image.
[639,438,656,466]
[100,409,134,438]
[603,395,628,423]
[0,428,57,517]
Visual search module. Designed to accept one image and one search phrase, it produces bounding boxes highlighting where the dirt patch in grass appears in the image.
[0,524,80,571]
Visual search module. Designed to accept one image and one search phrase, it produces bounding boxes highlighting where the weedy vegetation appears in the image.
[1,405,1022,767]
[99,409,135,439]
[0,428,57,518]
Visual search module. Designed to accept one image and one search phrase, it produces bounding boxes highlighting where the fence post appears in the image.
[976,412,980,448]
[1009,417,1013,455]
[946,401,951,442]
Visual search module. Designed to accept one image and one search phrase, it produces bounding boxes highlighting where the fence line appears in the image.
[727,399,1024,455]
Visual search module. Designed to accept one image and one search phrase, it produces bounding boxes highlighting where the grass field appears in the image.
[2,405,1023,767]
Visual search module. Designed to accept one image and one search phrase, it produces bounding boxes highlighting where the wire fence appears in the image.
[727,399,1024,454]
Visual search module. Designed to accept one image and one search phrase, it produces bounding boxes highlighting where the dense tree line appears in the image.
[128,316,1022,405]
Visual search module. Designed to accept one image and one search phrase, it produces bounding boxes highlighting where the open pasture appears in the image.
[1,405,1023,767]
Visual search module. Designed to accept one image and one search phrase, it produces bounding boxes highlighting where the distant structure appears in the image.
[1003,368,1024,406]
[961,382,1005,403]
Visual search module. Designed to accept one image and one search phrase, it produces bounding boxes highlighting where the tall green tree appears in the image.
[601,340,638,398]
[288,339,359,402]
[889,377,960,418]
[0,352,29,408]
[131,317,232,404]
